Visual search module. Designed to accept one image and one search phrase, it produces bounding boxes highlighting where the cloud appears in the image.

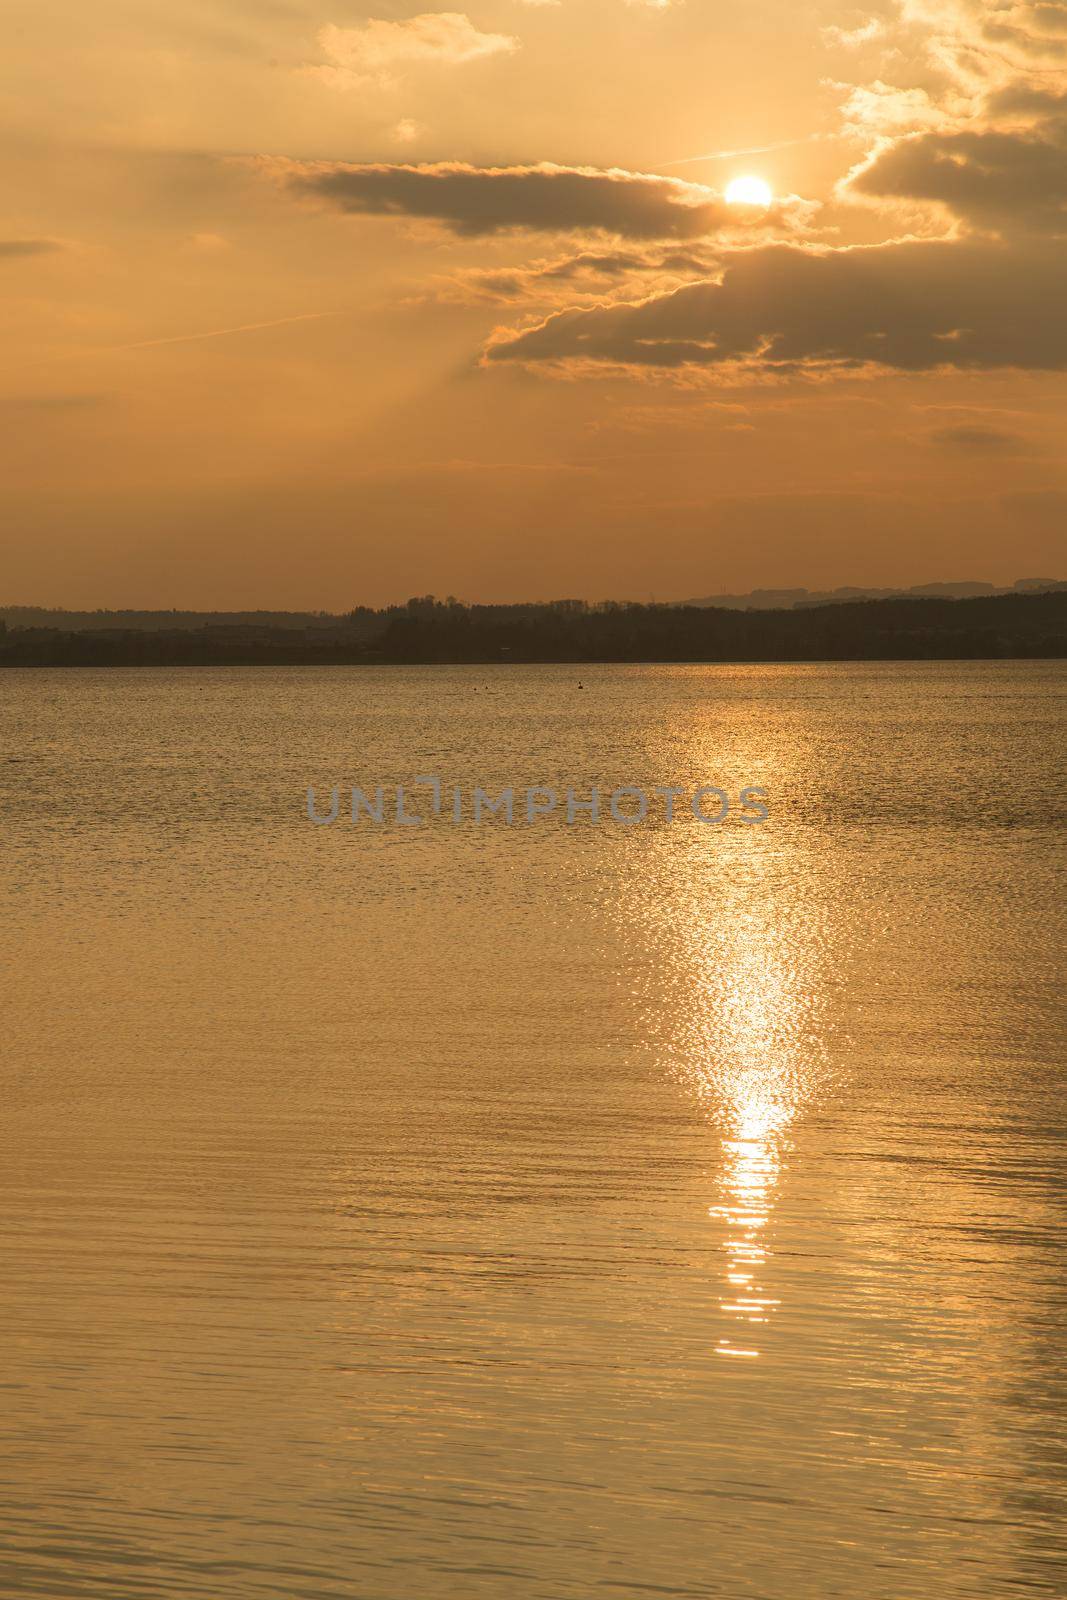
[0,238,63,259]
[391,117,425,144]
[837,0,1067,115]
[980,0,1067,57]
[426,244,720,303]
[458,0,1062,382]
[310,15,519,90]
[849,119,1067,233]
[823,18,888,48]
[835,80,957,136]
[269,159,807,240]
[986,83,1067,117]
[484,236,1067,373]
[929,422,1029,449]
[823,0,1067,244]
[277,0,1067,392]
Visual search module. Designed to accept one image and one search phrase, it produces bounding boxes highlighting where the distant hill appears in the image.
[684,578,1067,610]
[2,579,1063,633]
[2,589,1065,666]
[0,607,346,633]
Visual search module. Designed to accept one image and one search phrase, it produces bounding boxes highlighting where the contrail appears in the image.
[660,133,830,169]
[114,311,337,351]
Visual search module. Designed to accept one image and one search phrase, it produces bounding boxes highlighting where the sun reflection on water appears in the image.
[695,936,831,1356]
[622,815,839,1360]
[712,1127,783,1356]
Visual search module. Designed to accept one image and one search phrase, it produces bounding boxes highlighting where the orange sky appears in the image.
[3,0,1066,605]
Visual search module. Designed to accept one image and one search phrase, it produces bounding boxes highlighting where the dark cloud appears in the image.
[961,0,1067,55]
[268,159,796,240]
[434,244,719,304]
[485,237,1067,372]
[982,19,1067,54]
[850,121,1067,233]
[1032,1,1067,30]
[0,238,63,259]
[263,12,1067,393]
[929,423,1028,450]
[984,84,1067,116]
[484,61,1067,378]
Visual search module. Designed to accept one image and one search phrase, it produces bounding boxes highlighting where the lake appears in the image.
[1,662,1065,1599]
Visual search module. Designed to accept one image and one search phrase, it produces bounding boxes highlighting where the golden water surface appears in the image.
[1,662,1065,1598]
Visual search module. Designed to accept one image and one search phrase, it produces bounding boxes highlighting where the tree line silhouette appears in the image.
[1,590,1065,666]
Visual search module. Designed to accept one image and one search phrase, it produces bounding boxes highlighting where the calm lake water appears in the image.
[1,662,1065,1599]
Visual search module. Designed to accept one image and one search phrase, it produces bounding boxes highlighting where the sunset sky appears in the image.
[4,0,1066,606]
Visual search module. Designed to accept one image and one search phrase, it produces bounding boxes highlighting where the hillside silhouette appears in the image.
[1,590,1065,666]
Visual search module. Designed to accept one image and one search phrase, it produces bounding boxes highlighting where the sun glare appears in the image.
[725,175,773,208]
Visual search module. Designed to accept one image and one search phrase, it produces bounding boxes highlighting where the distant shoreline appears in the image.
[1,591,1065,667]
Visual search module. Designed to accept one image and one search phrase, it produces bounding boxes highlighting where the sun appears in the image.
[725,175,773,208]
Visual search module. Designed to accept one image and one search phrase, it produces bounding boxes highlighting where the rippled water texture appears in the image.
[1,662,1065,1599]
